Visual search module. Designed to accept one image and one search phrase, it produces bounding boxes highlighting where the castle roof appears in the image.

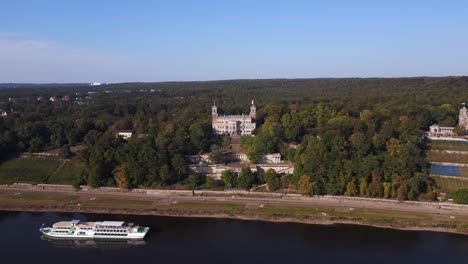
[216,114,252,120]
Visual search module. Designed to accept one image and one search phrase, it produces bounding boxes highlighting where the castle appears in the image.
[212,101,256,135]
[429,103,468,137]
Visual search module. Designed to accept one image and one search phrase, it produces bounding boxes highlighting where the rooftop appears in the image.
[430,124,455,129]
[97,221,125,227]
[52,221,74,228]
[217,115,252,120]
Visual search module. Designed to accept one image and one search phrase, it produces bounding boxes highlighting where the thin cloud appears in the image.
[0,34,139,83]
[0,32,25,38]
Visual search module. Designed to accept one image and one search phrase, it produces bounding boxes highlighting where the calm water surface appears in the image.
[1,211,468,264]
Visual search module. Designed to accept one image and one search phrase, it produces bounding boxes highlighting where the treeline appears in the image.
[238,102,433,200]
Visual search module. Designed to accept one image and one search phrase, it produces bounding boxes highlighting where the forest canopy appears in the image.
[1,77,467,200]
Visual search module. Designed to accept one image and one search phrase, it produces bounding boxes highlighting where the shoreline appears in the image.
[2,204,468,237]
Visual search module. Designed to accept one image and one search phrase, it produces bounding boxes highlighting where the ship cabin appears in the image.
[51,221,75,234]
[94,221,133,237]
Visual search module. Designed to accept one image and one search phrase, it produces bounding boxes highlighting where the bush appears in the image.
[187,174,206,190]
[267,177,280,191]
[419,191,437,201]
[237,168,255,190]
[59,144,73,159]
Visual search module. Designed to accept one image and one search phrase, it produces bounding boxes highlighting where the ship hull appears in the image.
[39,225,149,240]
[40,232,147,240]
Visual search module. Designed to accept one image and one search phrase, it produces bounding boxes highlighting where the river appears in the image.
[1,211,467,263]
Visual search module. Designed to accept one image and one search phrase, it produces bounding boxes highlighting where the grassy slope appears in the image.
[48,158,84,184]
[0,157,62,184]
[0,156,85,185]
[430,142,468,151]
[433,176,468,193]
[427,152,468,164]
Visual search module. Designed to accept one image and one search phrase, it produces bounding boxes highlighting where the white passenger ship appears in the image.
[39,220,149,239]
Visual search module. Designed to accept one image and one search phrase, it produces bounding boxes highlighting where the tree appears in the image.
[159,165,172,185]
[344,180,358,196]
[221,170,235,189]
[247,150,259,164]
[187,174,206,189]
[87,160,105,188]
[368,174,384,198]
[59,144,72,158]
[263,169,281,192]
[84,130,101,147]
[383,182,392,198]
[267,176,281,191]
[113,164,129,189]
[297,175,314,196]
[203,177,218,189]
[263,169,277,183]
[280,174,294,189]
[28,136,43,153]
[209,144,224,164]
[237,168,255,190]
[454,125,467,136]
[397,184,408,201]
[359,177,368,197]
[172,153,189,181]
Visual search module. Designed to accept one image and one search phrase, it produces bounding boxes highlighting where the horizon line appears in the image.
[2,74,468,85]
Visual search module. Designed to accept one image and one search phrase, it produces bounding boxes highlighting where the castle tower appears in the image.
[212,101,218,119]
[249,100,256,119]
[212,101,218,133]
[460,103,468,130]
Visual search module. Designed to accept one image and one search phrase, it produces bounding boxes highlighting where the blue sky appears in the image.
[1,0,468,83]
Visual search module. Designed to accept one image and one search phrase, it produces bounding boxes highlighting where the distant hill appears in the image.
[0,83,89,89]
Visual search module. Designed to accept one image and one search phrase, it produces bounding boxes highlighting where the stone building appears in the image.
[212,101,256,135]
[428,103,468,136]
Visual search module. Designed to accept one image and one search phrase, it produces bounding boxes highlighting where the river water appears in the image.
[1,211,468,264]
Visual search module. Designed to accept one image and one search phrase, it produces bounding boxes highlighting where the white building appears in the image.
[189,163,294,180]
[428,104,468,136]
[0,109,7,117]
[260,153,282,164]
[429,125,456,137]
[212,101,256,135]
[116,130,133,140]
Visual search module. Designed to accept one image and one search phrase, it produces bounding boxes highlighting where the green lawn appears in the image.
[48,158,85,184]
[0,157,62,184]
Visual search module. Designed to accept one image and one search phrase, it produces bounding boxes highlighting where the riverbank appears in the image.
[1,189,468,236]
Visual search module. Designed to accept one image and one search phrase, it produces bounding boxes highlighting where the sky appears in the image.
[1,0,468,83]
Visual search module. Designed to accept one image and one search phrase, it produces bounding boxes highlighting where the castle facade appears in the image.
[212,101,256,135]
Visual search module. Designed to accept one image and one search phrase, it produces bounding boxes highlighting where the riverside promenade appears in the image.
[1,183,468,218]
